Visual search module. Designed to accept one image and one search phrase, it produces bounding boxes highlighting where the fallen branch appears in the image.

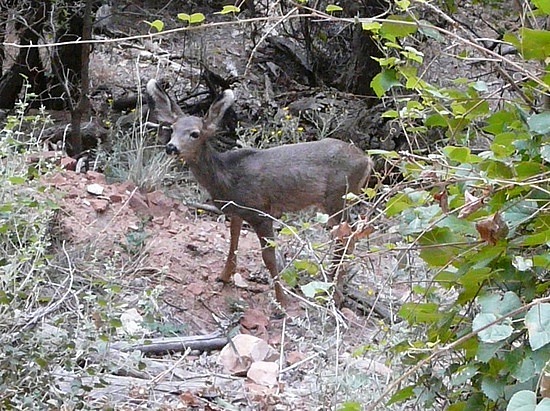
[111,333,229,354]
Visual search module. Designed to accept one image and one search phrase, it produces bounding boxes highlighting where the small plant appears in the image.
[103,109,175,191]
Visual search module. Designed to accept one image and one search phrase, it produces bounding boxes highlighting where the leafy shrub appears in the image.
[359,0,550,409]
[0,105,134,408]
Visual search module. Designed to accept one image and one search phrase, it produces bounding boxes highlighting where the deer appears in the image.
[146,79,373,306]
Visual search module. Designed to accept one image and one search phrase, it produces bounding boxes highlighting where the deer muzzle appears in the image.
[166,143,179,155]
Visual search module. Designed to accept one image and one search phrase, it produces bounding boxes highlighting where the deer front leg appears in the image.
[254,220,287,306]
[220,215,243,283]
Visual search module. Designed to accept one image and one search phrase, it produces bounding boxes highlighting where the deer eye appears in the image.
[190,130,200,139]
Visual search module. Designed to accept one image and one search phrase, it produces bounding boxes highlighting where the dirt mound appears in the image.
[45,168,303,336]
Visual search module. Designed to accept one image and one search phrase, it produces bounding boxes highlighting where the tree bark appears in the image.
[0,1,48,109]
[337,0,386,97]
[67,0,93,157]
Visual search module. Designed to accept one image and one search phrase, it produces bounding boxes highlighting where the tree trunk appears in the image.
[337,0,386,98]
[0,1,48,109]
[67,0,93,157]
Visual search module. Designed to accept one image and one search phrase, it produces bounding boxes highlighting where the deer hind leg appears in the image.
[253,219,287,306]
[220,215,243,283]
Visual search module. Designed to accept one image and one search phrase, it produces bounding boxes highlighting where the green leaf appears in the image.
[380,15,417,41]
[419,227,462,267]
[189,13,205,24]
[371,69,401,97]
[491,132,517,158]
[541,145,550,163]
[479,159,513,179]
[385,192,414,216]
[146,19,164,32]
[533,0,550,13]
[447,403,467,411]
[177,13,190,21]
[443,146,470,163]
[479,292,522,316]
[533,254,550,269]
[483,109,521,135]
[399,302,442,324]
[473,313,513,343]
[280,226,298,236]
[110,318,123,328]
[425,113,448,127]
[519,229,550,247]
[337,402,362,411]
[400,205,441,235]
[301,281,332,299]
[361,21,382,32]
[387,385,415,405]
[451,364,479,386]
[476,341,505,362]
[515,162,547,179]
[436,215,478,236]
[525,303,550,350]
[511,356,536,383]
[506,390,536,411]
[8,176,26,185]
[216,5,241,14]
[315,212,329,224]
[395,0,410,10]
[469,245,506,269]
[528,112,550,134]
[293,260,319,275]
[281,267,298,287]
[382,110,399,120]
[326,4,343,13]
[504,29,550,60]
[472,81,488,92]
[418,20,444,41]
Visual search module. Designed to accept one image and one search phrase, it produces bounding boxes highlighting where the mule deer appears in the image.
[147,79,373,306]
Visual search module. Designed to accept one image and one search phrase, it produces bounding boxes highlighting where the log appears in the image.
[111,333,229,354]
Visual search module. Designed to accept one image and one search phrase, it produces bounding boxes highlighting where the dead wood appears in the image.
[111,333,229,354]
[345,288,395,322]
[41,118,109,151]
[54,368,234,403]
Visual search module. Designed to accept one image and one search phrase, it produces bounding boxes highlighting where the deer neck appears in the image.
[187,142,232,201]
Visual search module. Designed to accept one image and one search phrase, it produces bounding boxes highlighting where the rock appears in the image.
[247,361,279,386]
[86,170,106,184]
[86,183,104,196]
[60,156,77,171]
[119,308,146,336]
[187,282,205,296]
[286,351,306,366]
[240,308,269,340]
[233,273,249,288]
[219,334,277,376]
[128,191,149,214]
[89,199,109,213]
[109,193,123,203]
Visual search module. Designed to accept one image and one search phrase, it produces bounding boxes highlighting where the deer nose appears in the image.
[166,144,179,155]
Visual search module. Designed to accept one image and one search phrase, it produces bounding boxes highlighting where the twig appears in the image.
[367,296,550,410]
[244,5,297,76]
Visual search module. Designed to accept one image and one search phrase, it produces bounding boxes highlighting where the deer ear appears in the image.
[203,90,234,129]
[146,79,184,123]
